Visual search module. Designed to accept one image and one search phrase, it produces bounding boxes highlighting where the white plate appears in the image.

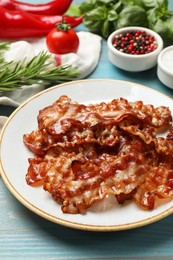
[0,79,173,231]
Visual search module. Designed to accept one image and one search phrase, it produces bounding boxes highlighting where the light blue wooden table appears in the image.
[1,0,173,259]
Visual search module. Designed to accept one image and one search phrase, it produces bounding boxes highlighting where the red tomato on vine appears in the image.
[46,19,79,54]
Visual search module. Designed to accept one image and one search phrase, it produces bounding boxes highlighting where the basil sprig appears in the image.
[79,0,172,46]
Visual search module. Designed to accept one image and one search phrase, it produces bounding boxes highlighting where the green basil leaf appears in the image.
[85,6,108,21]
[150,10,173,46]
[116,5,148,29]
[82,17,102,31]
[107,10,119,21]
[101,19,110,38]
[79,0,119,14]
[99,0,117,4]
[147,8,159,26]
[112,1,124,12]
[65,4,81,16]
[79,0,97,13]
[142,0,168,10]
[121,0,144,8]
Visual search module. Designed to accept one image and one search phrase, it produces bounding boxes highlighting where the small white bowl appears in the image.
[107,26,163,72]
[157,46,173,89]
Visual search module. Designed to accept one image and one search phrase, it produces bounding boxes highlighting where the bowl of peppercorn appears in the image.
[107,26,163,72]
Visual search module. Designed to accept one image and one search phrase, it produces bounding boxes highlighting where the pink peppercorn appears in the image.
[112,30,158,55]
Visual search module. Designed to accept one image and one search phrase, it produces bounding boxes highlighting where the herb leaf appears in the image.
[116,5,148,29]
[0,45,80,92]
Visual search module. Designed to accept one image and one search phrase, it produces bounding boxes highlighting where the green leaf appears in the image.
[86,6,108,21]
[107,10,119,21]
[142,0,168,10]
[121,0,144,8]
[79,0,119,14]
[79,0,98,14]
[101,19,111,38]
[149,10,173,46]
[112,1,124,12]
[147,8,160,26]
[99,0,115,4]
[116,5,149,29]
[65,4,81,16]
[0,42,9,53]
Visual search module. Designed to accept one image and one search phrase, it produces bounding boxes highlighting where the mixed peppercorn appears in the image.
[112,30,158,55]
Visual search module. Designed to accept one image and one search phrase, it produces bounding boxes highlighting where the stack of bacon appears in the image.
[23,95,173,214]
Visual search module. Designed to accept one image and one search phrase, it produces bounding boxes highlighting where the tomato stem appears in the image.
[56,17,71,32]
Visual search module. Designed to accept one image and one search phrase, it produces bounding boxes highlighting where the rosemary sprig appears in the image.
[0,42,9,52]
[0,43,80,92]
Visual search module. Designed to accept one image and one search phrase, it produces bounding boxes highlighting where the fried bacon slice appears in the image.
[23,96,172,155]
[23,96,173,214]
[37,96,171,132]
[43,138,151,214]
[134,165,173,210]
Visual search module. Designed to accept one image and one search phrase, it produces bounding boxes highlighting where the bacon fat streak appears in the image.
[23,96,173,214]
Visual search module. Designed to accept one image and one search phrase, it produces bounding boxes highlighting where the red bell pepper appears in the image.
[0,0,73,15]
[0,6,82,38]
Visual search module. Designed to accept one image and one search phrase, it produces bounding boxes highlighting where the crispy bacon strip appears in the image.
[43,139,151,213]
[134,165,173,209]
[37,96,172,133]
[23,96,172,155]
[26,156,51,186]
[23,96,173,214]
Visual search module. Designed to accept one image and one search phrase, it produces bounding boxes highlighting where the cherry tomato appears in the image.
[46,20,79,55]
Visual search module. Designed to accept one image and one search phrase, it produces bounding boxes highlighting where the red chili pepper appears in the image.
[0,0,73,15]
[0,6,82,38]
